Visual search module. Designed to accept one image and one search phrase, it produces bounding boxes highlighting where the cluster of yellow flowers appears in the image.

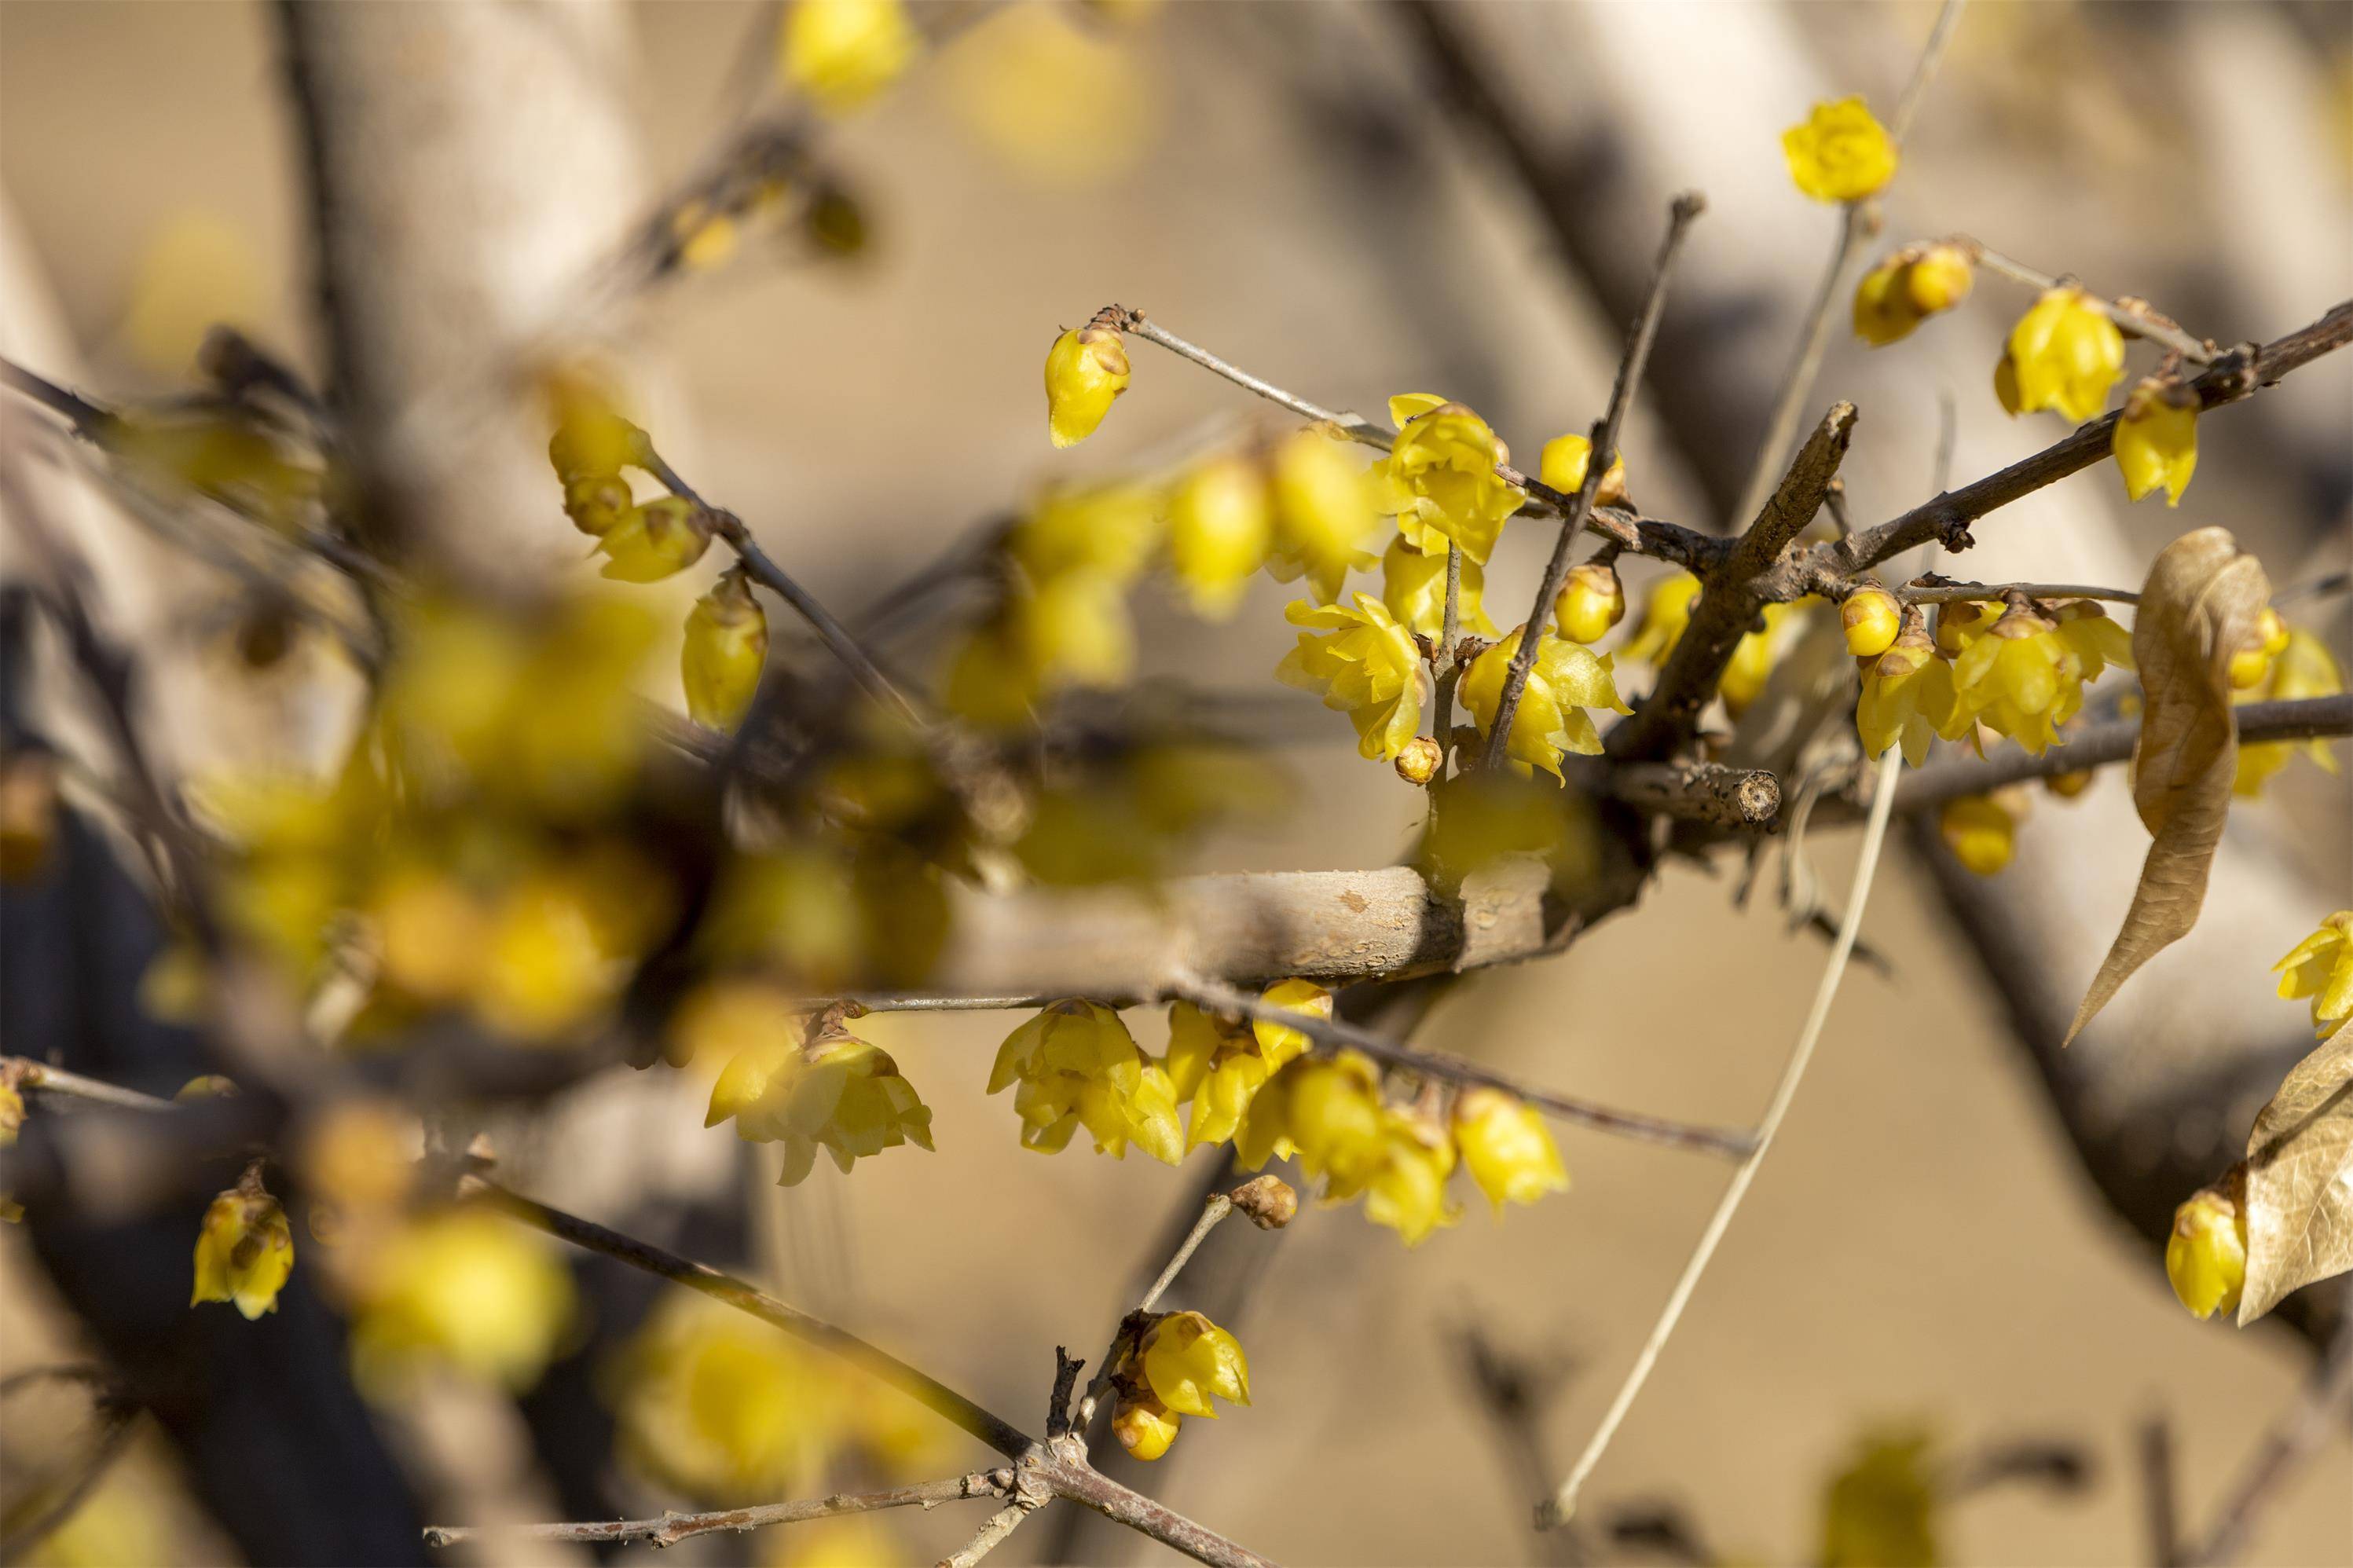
[1108,1309,1252,1461]
[692,982,936,1185]
[614,1289,953,1504]
[1849,594,2133,768]
[2274,910,2352,1040]
[779,0,921,115]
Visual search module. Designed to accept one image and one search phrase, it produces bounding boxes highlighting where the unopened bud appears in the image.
[2167,1178,2247,1321]
[1230,1174,1298,1229]
[1840,587,1901,658]
[1554,562,1626,645]
[1112,1394,1179,1460]
[1394,736,1443,786]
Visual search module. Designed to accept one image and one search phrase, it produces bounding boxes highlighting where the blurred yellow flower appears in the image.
[1996,288,2124,423]
[1820,1429,1940,1568]
[1851,244,1973,346]
[1782,97,1898,203]
[1623,571,1701,665]
[2235,628,2344,797]
[1166,455,1272,617]
[946,2,1153,184]
[348,1207,577,1397]
[781,0,920,114]
[1937,793,2018,877]
[599,496,715,583]
[192,1173,295,1321]
[1267,426,1380,603]
[614,1290,844,1503]
[683,568,768,731]
[1380,395,1523,566]
[1274,593,1428,763]
[0,1081,23,1223]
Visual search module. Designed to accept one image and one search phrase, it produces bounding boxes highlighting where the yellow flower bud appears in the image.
[1781,96,1897,203]
[2044,768,2094,799]
[2272,910,2353,1039]
[683,568,769,731]
[2166,1183,2247,1321]
[1379,395,1523,566]
[1166,456,1272,617]
[1937,793,2017,877]
[2256,606,2291,659]
[781,0,920,115]
[546,390,643,482]
[1538,433,1629,509]
[1230,1174,1298,1229]
[1043,325,1131,449]
[192,1172,295,1321]
[1554,562,1626,646]
[1394,735,1442,785]
[598,496,714,583]
[1932,597,1996,658]
[1997,288,2125,423]
[2113,376,2199,505]
[1113,1394,1180,1460]
[1840,587,1901,658]
[176,1075,238,1101]
[1138,1310,1250,1417]
[1852,244,1974,346]
[1452,1087,1568,1211]
[563,474,632,537]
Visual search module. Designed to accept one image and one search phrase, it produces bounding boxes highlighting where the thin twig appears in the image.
[1540,746,1904,1528]
[2272,568,2351,608]
[2181,1283,2353,1567]
[2140,1411,2181,1568]
[1888,0,1967,140]
[1733,203,1869,532]
[1962,240,2214,365]
[1140,1193,1236,1316]
[636,446,922,726]
[944,1501,1043,1568]
[2,1059,177,1113]
[1164,972,1754,1160]
[423,1474,1011,1548]
[1897,579,2139,606]
[1483,192,1705,770]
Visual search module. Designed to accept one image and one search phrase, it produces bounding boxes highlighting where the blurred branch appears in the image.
[1483,192,1704,771]
[2181,1281,2353,1566]
[2141,1412,2182,1568]
[422,1472,1013,1549]
[2,1058,177,1115]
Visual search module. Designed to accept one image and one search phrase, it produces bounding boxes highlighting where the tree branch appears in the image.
[422,1473,1013,1549]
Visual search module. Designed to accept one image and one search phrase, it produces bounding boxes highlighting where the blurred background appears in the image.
[1,2,2348,1564]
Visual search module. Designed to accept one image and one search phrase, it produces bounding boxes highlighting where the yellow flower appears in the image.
[1720,601,1798,717]
[1855,633,1961,767]
[709,1028,936,1185]
[1937,793,2017,877]
[2236,628,2344,797]
[1820,1430,1941,1568]
[2051,599,2135,684]
[1274,593,1428,762]
[347,1207,577,1396]
[1011,482,1164,586]
[1237,1049,1382,1185]
[1165,456,1270,617]
[1138,1310,1251,1417]
[1950,608,2082,753]
[1113,1393,1180,1460]
[2228,606,2291,691]
[1379,394,1523,566]
[1537,433,1629,508]
[1459,626,1629,781]
[1013,572,1134,691]
[1043,325,1132,449]
[1840,588,1900,658]
[1996,288,2125,423]
[781,0,920,114]
[1931,596,1996,659]
[191,1174,295,1321]
[1623,572,1701,664]
[1380,536,1495,640]
[683,568,768,731]
[599,497,715,583]
[2273,910,2353,1039]
[471,867,635,1039]
[988,1001,1182,1162]
[1267,425,1380,603]
[614,1290,845,1503]
[1452,1088,1568,1212]
[563,474,632,537]
[0,1081,23,1223]
[1347,1108,1459,1247]
[1554,562,1626,646]
[1852,244,1974,346]
[2167,1185,2247,1321]
[1165,983,1321,1152]
[1781,96,1898,203]
[2114,376,2199,504]
[546,381,645,482]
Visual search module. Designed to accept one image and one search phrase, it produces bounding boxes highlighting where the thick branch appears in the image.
[1607,761,1780,828]
[1611,403,1856,760]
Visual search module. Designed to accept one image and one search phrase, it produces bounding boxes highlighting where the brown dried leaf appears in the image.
[2239,1020,2353,1324]
[2065,528,2269,1044]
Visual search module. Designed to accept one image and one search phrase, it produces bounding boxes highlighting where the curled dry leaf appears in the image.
[2064,528,2268,1044]
[2239,1020,2353,1324]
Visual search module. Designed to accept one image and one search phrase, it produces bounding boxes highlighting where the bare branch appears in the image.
[1607,761,1781,828]
[422,1474,1012,1549]
[1961,238,2215,364]
[2182,1281,2353,1566]
[2,1058,176,1114]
